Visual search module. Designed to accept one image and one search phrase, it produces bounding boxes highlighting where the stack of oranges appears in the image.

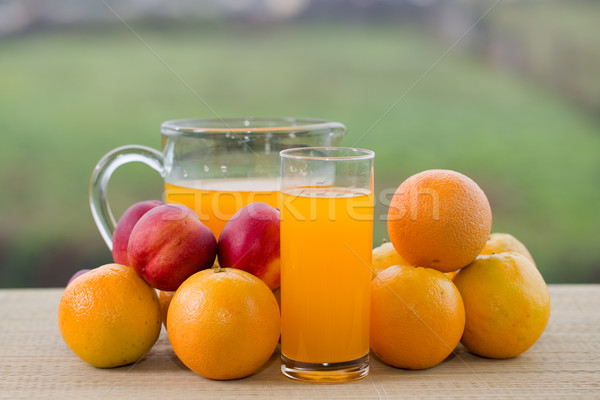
[372,169,551,369]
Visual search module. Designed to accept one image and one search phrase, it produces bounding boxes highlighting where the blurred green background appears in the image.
[0,0,598,287]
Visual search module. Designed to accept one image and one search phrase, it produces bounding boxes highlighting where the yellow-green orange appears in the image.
[453,252,551,359]
[481,233,535,265]
[58,264,162,368]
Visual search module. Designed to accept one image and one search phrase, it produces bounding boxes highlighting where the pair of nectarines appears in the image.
[111,200,280,292]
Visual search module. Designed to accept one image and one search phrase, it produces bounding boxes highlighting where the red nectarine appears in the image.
[217,202,280,290]
[112,200,163,265]
[128,204,217,291]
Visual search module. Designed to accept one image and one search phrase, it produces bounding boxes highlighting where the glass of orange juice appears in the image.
[280,147,374,383]
[89,118,345,247]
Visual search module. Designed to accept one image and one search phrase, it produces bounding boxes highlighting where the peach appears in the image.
[128,204,217,291]
[217,202,280,290]
[112,200,163,265]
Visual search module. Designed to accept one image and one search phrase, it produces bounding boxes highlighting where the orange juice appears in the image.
[165,178,280,239]
[280,187,373,364]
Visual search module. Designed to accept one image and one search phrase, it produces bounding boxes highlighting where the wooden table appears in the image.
[1,285,598,399]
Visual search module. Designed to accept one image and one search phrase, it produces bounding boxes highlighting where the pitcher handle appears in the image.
[89,145,164,250]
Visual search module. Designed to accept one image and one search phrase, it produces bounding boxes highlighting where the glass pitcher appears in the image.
[89,117,346,247]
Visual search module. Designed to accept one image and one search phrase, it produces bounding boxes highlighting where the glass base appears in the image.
[281,354,369,383]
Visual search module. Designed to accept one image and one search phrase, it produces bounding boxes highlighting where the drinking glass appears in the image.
[280,147,374,383]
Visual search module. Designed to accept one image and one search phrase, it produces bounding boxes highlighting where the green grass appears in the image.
[0,19,598,286]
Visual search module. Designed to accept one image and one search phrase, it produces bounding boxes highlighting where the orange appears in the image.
[371,241,411,279]
[370,265,465,370]
[158,290,176,328]
[373,241,456,280]
[58,264,162,368]
[167,268,281,380]
[480,232,535,265]
[387,169,492,272]
[453,252,551,359]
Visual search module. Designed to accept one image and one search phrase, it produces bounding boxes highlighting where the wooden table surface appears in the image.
[0,285,598,399]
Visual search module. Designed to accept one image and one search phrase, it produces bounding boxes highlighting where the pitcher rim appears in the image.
[161,117,346,135]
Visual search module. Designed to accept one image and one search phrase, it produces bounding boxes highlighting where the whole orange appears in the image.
[480,233,535,265]
[387,169,492,272]
[58,264,162,368]
[167,268,281,380]
[453,252,551,359]
[370,265,465,370]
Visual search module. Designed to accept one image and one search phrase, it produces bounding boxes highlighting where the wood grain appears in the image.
[0,285,598,399]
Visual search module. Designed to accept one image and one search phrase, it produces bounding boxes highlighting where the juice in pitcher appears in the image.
[280,187,373,365]
[165,177,280,238]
